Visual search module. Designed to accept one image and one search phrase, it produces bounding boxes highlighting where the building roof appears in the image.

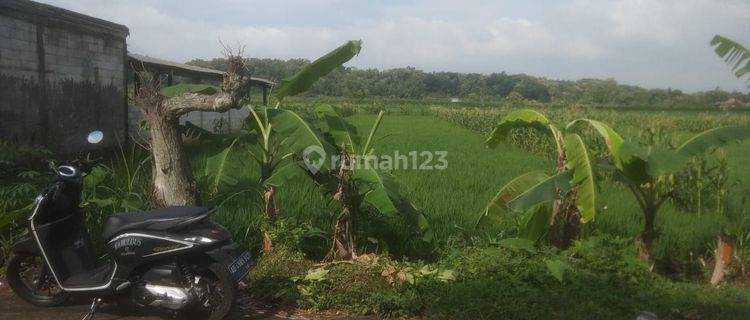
[128,53,275,87]
[0,0,129,38]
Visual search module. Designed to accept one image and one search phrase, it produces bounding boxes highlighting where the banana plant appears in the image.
[314,105,432,261]
[248,105,336,251]
[477,109,600,248]
[572,120,750,261]
[206,40,361,252]
[708,35,750,284]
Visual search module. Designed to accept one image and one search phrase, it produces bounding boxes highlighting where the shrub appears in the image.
[246,236,750,319]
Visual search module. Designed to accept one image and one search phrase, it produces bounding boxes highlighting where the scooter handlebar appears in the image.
[48,153,102,178]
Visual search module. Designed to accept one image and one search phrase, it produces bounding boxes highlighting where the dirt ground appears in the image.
[0,280,367,320]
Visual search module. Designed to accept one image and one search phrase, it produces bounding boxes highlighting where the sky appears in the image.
[37,0,750,92]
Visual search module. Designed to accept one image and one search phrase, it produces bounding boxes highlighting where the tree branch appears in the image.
[164,55,251,117]
[164,90,244,117]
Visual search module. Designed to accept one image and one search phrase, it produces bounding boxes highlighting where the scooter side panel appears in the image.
[108,233,195,265]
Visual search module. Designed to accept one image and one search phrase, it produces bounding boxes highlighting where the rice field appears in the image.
[205,104,750,262]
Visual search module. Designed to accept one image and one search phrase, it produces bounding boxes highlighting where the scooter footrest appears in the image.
[62,263,114,288]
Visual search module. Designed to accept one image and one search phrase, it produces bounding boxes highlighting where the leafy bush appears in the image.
[0,139,52,175]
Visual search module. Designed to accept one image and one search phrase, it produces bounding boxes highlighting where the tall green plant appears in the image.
[314,105,432,260]
[243,105,334,251]
[577,121,750,261]
[208,41,361,252]
[477,109,600,248]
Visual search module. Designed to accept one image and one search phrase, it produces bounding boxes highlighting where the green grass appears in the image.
[346,114,550,239]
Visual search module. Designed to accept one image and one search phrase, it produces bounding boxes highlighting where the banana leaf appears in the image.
[361,111,385,155]
[267,109,336,173]
[476,171,549,229]
[204,138,239,194]
[485,109,552,148]
[564,134,597,223]
[275,40,362,101]
[566,119,624,169]
[507,171,572,213]
[711,35,750,85]
[517,204,552,242]
[354,167,433,241]
[677,125,750,157]
[316,104,361,154]
[265,162,306,187]
[619,142,688,182]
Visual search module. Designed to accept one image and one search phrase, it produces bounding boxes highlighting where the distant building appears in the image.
[715,97,743,109]
[0,0,129,152]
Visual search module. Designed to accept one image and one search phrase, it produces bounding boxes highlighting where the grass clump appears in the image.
[245,246,313,305]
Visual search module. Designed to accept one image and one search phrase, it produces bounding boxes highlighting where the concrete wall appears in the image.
[0,10,127,153]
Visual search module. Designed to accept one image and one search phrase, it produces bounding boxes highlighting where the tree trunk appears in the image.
[134,55,251,209]
[550,191,581,249]
[549,139,579,248]
[636,209,657,262]
[325,208,355,261]
[147,113,198,207]
[325,152,357,261]
[710,233,734,286]
[261,186,278,252]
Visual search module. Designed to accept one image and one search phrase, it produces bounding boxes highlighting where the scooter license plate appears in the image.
[228,250,254,282]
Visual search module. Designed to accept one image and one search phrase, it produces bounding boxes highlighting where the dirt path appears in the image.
[0,280,353,320]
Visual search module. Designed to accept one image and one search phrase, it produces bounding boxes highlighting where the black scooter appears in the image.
[5,131,253,320]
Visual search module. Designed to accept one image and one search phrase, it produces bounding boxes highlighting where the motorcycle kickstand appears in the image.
[81,298,102,320]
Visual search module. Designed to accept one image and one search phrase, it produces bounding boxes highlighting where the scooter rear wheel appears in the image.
[6,253,69,307]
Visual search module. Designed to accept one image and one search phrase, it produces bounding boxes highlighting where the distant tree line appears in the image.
[187,57,749,108]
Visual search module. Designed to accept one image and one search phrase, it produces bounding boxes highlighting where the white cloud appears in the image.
[35,0,750,91]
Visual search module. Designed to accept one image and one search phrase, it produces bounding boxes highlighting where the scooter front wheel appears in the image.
[6,253,69,307]
[185,262,237,320]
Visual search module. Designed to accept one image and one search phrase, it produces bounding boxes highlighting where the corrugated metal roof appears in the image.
[128,53,275,87]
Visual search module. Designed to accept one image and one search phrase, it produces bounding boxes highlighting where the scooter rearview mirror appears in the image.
[87,130,104,144]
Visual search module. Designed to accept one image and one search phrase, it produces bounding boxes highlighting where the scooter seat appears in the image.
[101,206,213,242]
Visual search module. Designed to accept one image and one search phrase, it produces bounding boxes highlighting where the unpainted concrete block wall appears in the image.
[0,13,126,153]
